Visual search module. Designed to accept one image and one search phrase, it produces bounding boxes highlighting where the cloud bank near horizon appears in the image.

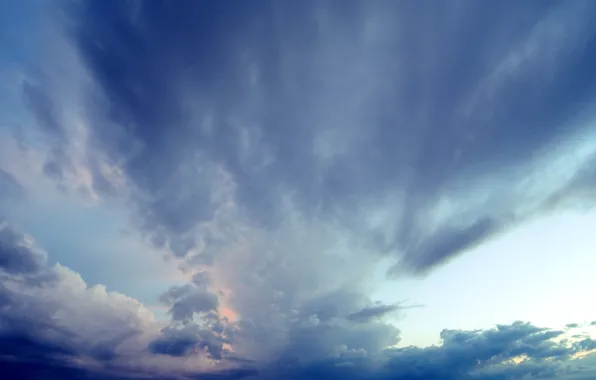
[1,222,595,379]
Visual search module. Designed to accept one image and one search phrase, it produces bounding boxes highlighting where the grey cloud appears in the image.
[22,79,72,182]
[0,272,143,365]
[0,224,172,377]
[346,303,417,323]
[0,169,25,200]
[0,229,592,380]
[0,224,265,378]
[43,156,66,180]
[228,284,402,363]
[151,277,234,361]
[205,216,403,363]
[382,321,581,380]
[191,270,211,286]
[577,338,596,351]
[524,330,565,345]
[0,223,47,275]
[159,283,219,322]
[247,322,587,380]
[150,323,230,360]
[46,0,596,278]
[0,360,153,380]
[0,357,256,380]
[21,74,122,199]
[22,79,67,142]
[394,217,503,276]
[149,332,197,357]
[284,317,400,362]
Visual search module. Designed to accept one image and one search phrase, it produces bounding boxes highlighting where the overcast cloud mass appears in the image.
[1,0,596,379]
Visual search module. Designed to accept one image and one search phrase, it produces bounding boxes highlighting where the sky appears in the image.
[1,0,596,379]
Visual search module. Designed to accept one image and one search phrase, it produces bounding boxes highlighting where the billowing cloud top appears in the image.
[1,0,596,379]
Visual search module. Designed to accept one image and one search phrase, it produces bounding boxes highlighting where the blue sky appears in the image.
[1,1,596,379]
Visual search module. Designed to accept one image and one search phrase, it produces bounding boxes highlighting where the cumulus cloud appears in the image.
[0,223,245,378]
[159,282,219,323]
[0,223,146,364]
[148,275,236,361]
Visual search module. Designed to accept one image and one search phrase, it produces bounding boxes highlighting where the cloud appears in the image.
[0,224,147,362]
[149,322,231,360]
[148,277,234,361]
[250,321,590,380]
[577,338,596,352]
[393,217,502,275]
[0,222,46,275]
[159,282,219,323]
[378,322,579,380]
[0,223,245,378]
[7,0,596,379]
[41,1,596,362]
[346,303,421,323]
[0,169,24,201]
[0,222,595,380]
[36,0,596,277]
[22,79,72,182]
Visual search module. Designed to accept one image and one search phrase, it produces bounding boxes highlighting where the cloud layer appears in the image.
[2,0,596,379]
[35,0,596,272]
[0,222,595,378]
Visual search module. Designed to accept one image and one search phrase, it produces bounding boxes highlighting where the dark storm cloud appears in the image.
[0,359,256,380]
[0,360,143,380]
[48,0,596,274]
